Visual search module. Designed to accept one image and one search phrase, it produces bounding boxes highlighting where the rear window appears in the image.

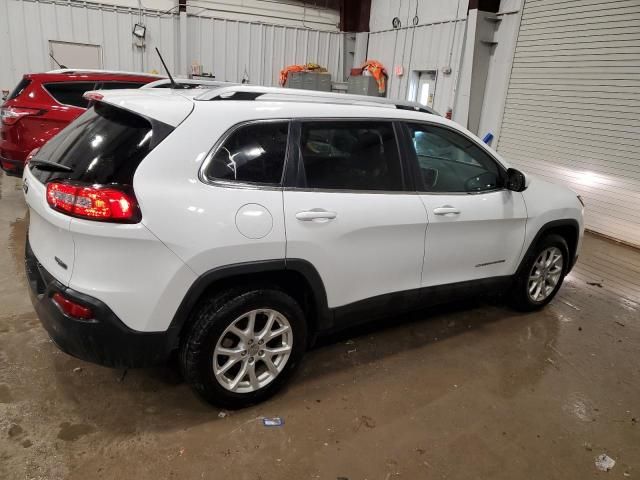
[43,82,96,108]
[31,102,173,185]
[7,78,32,100]
[97,81,150,90]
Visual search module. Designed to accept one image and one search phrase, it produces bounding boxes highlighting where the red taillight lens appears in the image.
[46,182,139,222]
[25,147,41,166]
[1,106,40,125]
[52,292,94,320]
[82,91,104,102]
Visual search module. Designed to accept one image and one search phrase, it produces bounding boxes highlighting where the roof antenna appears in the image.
[155,47,179,89]
[49,52,67,69]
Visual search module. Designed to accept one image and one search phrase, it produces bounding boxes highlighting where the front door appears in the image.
[283,120,428,311]
[404,122,528,287]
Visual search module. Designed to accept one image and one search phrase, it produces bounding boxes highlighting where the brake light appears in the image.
[52,292,94,320]
[46,182,139,222]
[0,106,40,125]
[25,147,40,166]
[83,91,104,102]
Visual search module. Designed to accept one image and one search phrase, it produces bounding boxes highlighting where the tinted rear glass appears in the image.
[299,121,404,191]
[204,121,289,184]
[31,102,173,185]
[44,82,96,108]
[7,78,31,100]
[97,81,149,90]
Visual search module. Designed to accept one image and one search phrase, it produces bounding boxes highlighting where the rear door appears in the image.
[403,122,527,287]
[283,120,428,311]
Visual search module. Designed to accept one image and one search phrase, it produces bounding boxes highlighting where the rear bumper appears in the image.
[25,240,173,368]
[0,154,24,177]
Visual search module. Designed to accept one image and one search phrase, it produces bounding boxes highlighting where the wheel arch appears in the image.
[519,219,580,275]
[166,259,331,350]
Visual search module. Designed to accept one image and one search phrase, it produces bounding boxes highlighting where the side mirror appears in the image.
[506,168,526,192]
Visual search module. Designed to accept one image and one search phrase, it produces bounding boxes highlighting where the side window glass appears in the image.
[299,121,403,191]
[43,82,96,108]
[204,121,289,185]
[407,123,503,193]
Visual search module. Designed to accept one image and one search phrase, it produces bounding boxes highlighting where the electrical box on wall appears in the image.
[347,76,385,97]
[285,72,332,92]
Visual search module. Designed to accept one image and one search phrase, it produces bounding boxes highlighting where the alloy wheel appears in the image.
[213,309,293,393]
[528,246,564,302]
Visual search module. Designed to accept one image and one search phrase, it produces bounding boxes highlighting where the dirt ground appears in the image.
[1,172,639,480]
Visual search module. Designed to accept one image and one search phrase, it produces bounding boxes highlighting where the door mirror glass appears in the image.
[506,168,526,192]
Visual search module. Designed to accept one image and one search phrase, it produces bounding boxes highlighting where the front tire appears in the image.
[180,288,307,408]
[511,234,569,311]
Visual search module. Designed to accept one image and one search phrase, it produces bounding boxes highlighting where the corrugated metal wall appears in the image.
[497,0,640,247]
[0,0,344,92]
[188,15,345,85]
[366,18,466,115]
[0,0,178,89]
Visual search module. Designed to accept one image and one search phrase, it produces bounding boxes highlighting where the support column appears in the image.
[179,0,188,77]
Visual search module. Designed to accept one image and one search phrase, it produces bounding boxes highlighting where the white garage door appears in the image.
[497,0,640,247]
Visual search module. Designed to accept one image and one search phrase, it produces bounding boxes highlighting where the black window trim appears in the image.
[42,81,98,109]
[400,121,509,196]
[198,118,292,190]
[285,118,413,194]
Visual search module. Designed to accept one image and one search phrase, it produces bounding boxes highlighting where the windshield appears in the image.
[31,102,173,185]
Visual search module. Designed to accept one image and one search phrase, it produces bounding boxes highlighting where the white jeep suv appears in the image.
[23,86,584,407]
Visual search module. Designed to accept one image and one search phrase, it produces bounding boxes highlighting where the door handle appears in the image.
[295,209,337,221]
[433,206,460,216]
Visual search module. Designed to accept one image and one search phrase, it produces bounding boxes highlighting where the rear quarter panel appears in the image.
[133,104,289,276]
[68,218,198,332]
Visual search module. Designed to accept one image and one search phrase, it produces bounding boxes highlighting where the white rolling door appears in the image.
[497,0,640,247]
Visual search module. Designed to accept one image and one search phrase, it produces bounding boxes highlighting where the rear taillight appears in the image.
[52,292,94,320]
[25,147,40,166]
[46,182,139,222]
[82,91,104,102]
[0,106,41,125]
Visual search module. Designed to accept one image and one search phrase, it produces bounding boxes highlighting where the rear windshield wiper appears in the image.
[29,159,73,172]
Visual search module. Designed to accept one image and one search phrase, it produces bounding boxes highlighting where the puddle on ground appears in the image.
[57,422,96,442]
[7,214,28,282]
[0,384,13,403]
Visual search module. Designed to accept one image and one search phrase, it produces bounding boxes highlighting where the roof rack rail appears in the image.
[194,85,439,115]
[141,78,239,89]
[46,68,165,78]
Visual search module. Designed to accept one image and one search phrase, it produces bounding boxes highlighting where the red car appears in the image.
[0,70,163,176]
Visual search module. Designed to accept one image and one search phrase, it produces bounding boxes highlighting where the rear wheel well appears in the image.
[177,270,320,348]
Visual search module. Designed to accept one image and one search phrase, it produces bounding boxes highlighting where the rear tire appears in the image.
[511,234,569,311]
[180,288,307,408]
